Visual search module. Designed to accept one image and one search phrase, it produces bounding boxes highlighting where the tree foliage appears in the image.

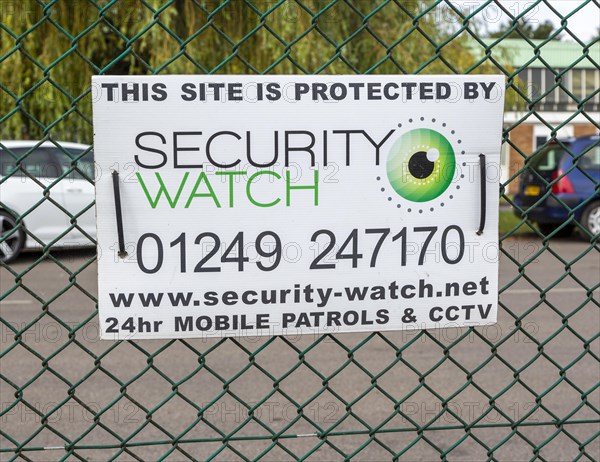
[489,19,558,40]
[1,0,516,143]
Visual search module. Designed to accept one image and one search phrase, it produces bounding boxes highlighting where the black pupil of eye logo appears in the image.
[408,151,435,179]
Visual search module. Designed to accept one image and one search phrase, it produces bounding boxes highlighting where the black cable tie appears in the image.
[112,170,127,258]
[476,153,487,236]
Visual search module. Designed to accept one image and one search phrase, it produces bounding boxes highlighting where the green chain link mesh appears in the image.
[1,0,599,460]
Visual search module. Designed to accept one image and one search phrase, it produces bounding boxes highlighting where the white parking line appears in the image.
[0,300,34,305]
[503,288,598,295]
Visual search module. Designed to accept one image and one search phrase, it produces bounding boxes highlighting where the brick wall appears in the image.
[574,124,599,137]
[507,123,533,194]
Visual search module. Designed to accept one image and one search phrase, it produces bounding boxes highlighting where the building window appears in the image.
[535,136,548,148]
[585,69,598,103]
[516,67,598,109]
[569,69,599,104]
[530,68,542,101]
[572,69,584,101]
[544,70,556,103]
[558,69,570,103]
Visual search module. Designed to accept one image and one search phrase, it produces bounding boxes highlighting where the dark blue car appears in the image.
[514,135,600,238]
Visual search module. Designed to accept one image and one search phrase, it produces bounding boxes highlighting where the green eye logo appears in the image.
[386,128,456,202]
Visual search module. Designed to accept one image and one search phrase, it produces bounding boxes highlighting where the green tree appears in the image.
[0,0,517,143]
[489,19,559,40]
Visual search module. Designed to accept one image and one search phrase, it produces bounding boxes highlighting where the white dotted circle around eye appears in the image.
[379,117,467,213]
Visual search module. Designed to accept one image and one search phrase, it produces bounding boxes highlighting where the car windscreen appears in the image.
[527,144,568,172]
[576,142,600,170]
[53,149,95,181]
[0,148,62,178]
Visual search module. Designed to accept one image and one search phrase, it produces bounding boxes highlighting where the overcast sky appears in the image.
[451,0,599,41]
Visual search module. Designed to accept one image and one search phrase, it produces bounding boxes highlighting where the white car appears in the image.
[0,141,96,263]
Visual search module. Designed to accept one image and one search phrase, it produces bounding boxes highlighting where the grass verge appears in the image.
[499,210,536,237]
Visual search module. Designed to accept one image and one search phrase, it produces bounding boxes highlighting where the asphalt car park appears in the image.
[0,237,598,461]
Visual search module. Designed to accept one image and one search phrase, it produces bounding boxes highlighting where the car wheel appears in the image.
[0,211,25,263]
[581,202,600,239]
[538,222,574,238]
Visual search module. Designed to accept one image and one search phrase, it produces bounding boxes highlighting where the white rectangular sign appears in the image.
[92,75,504,340]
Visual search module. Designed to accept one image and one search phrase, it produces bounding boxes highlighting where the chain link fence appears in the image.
[1,0,599,460]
